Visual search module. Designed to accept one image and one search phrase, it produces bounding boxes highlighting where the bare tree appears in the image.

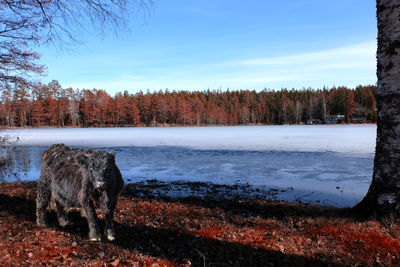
[0,0,152,88]
[0,0,152,179]
[354,0,400,221]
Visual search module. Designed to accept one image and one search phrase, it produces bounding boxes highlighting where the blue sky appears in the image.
[40,0,377,95]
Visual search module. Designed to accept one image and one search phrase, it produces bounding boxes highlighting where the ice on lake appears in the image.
[1,125,376,208]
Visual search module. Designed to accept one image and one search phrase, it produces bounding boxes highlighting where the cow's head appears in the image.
[78,150,116,191]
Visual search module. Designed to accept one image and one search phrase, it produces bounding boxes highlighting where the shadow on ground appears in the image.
[0,182,356,266]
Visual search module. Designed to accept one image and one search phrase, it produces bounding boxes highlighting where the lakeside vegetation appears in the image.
[1,82,376,128]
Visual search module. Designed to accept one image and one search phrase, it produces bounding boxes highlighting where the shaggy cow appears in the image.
[36,144,124,241]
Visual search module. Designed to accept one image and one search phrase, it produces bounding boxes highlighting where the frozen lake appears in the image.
[1,125,376,208]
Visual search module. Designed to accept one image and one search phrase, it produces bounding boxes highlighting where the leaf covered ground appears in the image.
[0,182,399,266]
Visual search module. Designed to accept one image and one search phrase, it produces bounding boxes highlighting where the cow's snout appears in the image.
[96,182,106,190]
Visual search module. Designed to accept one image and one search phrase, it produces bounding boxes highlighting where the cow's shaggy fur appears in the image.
[36,144,124,241]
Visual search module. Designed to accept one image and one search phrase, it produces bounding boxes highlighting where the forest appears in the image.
[0,81,377,128]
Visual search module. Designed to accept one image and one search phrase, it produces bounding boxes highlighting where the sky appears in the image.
[40,0,377,95]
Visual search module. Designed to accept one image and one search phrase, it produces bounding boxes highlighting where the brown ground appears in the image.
[0,182,399,266]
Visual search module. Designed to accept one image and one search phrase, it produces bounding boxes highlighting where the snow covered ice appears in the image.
[2,125,376,208]
[7,125,374,155]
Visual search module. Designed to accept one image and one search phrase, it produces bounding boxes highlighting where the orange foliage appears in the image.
[0,82,378,128]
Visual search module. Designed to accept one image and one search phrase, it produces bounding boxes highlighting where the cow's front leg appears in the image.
[36,176,51,227]
[103,192,116,241]
[82,200,101,241]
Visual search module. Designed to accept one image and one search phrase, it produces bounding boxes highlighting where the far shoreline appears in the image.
[2,122,377,130]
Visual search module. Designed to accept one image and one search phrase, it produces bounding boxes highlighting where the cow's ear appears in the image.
[77,153,90,167]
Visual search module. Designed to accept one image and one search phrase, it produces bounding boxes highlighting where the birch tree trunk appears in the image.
[355,0,400,220]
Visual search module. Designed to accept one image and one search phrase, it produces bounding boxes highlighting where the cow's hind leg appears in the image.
[82,200,101,241]
[55,200,71,227]
[36,174,51,227]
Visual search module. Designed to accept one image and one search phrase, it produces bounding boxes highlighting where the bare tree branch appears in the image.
[0,0,153,90]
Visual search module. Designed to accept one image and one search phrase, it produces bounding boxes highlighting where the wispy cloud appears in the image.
[56,41,377,92]
[237,41,376,68]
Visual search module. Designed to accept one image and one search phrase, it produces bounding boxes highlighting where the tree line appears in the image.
[0,81,377,128]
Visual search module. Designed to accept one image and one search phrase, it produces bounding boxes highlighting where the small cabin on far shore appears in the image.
[325,115,345,124]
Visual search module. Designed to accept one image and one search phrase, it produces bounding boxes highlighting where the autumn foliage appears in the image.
[0,81,377,127]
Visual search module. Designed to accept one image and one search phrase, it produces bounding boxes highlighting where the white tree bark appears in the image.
[356,0,400,219]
